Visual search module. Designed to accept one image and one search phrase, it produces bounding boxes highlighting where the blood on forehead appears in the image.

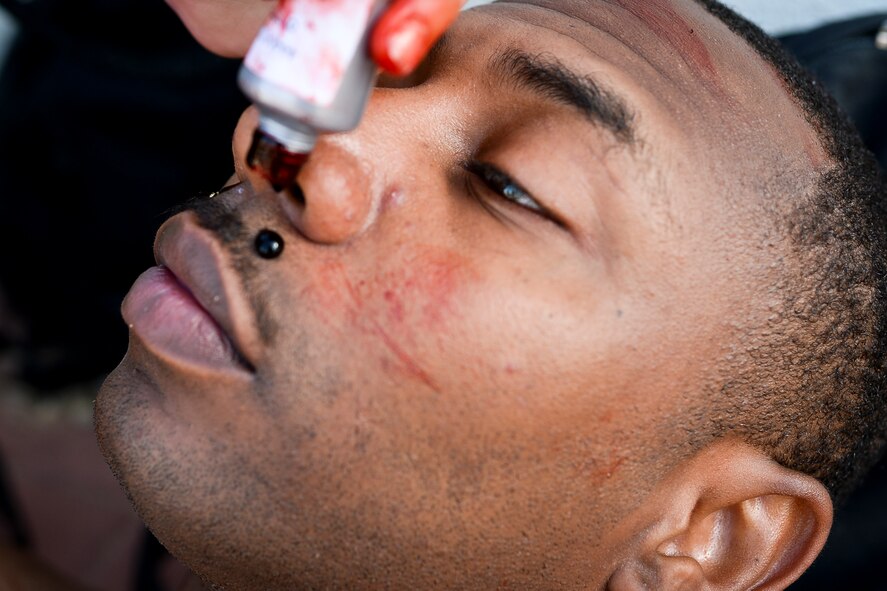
[608,0,719,83]
[611,0,827,169]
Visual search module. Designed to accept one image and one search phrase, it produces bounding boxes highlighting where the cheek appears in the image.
[297,246,476,390]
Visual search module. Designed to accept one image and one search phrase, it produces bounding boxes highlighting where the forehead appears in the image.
[465,0,825,176]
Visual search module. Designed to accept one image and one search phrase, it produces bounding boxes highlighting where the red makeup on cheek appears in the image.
[306,249,474,390]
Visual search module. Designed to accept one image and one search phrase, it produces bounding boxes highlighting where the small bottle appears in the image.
[238,0,387,190]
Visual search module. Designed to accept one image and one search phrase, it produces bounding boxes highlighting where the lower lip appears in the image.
[123,266,247,375]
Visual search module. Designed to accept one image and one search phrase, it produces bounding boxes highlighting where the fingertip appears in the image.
[371,0,462,75]
[372,17,430,75]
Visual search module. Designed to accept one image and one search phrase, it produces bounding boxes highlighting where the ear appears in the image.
[607,438,832,591]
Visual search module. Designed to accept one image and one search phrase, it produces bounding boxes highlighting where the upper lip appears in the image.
[153,212,261,372]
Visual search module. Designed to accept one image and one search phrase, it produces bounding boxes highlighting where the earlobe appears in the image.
[606,439,832,591]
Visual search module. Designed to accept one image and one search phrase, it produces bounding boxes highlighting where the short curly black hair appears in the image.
[692,0,887,503]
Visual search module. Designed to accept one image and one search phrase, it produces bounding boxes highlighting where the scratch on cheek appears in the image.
[340,272,441,392]
[368,319,439,391]
[585,450,627,481]
[308,252,471,392]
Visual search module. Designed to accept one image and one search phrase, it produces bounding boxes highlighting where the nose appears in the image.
[232,106,380,245]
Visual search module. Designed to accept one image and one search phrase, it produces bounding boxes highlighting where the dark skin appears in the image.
[96,0,833,589]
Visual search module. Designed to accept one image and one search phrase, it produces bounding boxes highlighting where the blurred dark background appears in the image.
[0,0,247,588]
[0,0,248,388]
[0,1,883,589]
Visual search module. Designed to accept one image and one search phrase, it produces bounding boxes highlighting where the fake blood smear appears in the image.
[615,0,720,85]
[246,129,310,191]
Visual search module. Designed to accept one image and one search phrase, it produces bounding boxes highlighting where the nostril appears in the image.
[288,182,306,207]
[247,129,309,193]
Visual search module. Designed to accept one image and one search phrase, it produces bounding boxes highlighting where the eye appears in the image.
[463,161,563,226]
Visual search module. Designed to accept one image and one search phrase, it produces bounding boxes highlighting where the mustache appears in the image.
[170,182,249,248]
[170,183,280,345]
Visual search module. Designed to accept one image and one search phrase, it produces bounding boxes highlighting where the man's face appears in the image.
[96,0,824,588]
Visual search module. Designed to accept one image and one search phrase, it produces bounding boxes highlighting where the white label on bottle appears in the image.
[244,0,375,106]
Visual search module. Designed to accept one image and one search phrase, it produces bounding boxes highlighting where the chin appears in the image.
[94,351,291,590]
[96,354,150,482]
[94,353,170,516]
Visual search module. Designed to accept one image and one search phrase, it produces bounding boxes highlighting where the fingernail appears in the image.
[384,20,428,75]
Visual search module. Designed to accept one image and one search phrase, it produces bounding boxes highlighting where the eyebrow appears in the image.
[488,48,637,144]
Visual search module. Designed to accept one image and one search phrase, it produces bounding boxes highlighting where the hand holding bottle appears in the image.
[166,0,463,75]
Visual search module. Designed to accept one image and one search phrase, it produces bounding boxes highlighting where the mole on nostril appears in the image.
[255,229,285,259]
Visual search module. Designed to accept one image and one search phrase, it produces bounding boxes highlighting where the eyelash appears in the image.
[462,161,561,226]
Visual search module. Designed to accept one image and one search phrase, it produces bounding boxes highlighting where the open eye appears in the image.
[463,161,563,227]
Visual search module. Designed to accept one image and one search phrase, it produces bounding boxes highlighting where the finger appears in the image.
[370,0,463,76]
[167,0,275,57]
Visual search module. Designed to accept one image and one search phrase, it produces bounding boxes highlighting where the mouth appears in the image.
[122,213,259,378]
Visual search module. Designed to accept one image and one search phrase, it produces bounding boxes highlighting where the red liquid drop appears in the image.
[247,128,310,192]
